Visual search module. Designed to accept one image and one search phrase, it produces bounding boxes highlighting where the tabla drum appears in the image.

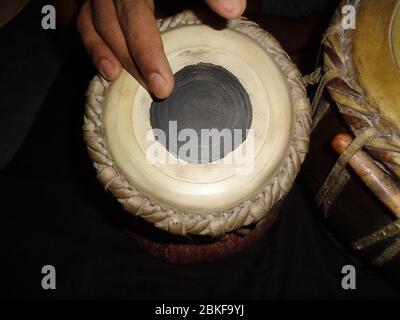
[306,0,400,284]
[83,10,310,263]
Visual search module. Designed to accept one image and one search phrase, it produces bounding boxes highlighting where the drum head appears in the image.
[101,24,292,215]
[84,11,310,236]
[352,0,400,131]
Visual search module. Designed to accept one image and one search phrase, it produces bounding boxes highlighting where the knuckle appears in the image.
[114,0,137,17]
[92,18,109,37]
[92,5,117,35]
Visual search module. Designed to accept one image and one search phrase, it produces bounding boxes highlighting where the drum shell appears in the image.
[123,200,283,264]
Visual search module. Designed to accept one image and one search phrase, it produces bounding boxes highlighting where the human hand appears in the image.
[76,0,246,99]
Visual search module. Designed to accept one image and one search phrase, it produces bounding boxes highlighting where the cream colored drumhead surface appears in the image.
[101,24,293,215]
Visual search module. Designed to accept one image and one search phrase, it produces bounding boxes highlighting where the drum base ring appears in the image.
[124,204,280,264]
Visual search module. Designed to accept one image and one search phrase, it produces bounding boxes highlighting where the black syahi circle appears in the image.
[150,63,252,164]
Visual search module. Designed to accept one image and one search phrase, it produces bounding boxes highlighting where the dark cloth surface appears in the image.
[1,2,400,300]
[0,1,64,170]
[260,0,335,17]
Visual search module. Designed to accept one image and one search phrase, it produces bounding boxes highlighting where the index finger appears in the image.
[114,0,174,99]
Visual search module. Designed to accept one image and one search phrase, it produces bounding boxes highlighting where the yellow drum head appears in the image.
[391,1,400,68]
[353,0,400,131]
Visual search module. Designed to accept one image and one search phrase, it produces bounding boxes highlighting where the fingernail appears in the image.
[149,73,168,98]
[99,59,115,80]
[218,0,242,14]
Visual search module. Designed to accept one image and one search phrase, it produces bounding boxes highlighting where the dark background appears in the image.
[1,0,400,299]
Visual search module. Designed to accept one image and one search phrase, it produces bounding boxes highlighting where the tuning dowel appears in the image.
[331,133,400,219]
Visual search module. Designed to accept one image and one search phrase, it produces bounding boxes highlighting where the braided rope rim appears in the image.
[83,10,310,237]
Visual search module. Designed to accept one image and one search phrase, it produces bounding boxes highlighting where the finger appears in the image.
[91,0,147,89]
[114,0,174,99]
[76,1,122,80]
[204,0,247,19]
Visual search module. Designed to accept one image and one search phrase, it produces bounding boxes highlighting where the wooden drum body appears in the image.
[306,0,400,284]
[83,11,310,263]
